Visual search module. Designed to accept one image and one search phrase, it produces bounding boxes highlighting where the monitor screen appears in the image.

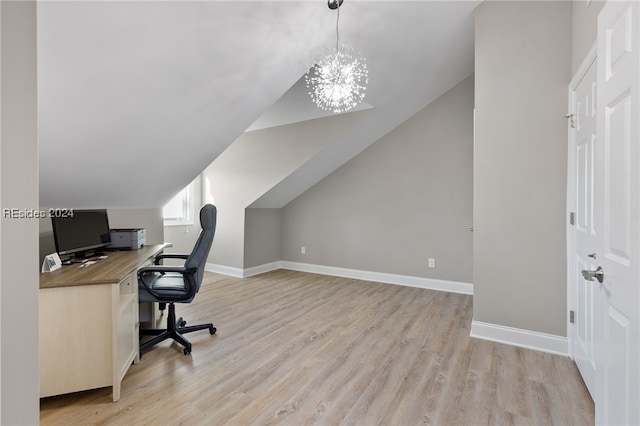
[51,209,112,257]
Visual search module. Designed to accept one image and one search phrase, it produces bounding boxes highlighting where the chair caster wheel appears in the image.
[183,347,191,355]
[210,327,217,334]
[178,320,187,327]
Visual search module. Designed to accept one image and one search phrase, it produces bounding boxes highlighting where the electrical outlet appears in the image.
[301,246,306,255]
[428,258,435,268]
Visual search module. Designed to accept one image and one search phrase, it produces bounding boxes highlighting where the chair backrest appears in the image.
[184,204,217,294]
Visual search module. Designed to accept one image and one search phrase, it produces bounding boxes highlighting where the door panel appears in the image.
[576,255,595,372]
[604,305,630,426]
[604,92,631,264]
[596,2,639,424]
[576,134,595,233]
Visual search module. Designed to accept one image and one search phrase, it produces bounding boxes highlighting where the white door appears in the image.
[594,1,640,425]
[569,55,598,399]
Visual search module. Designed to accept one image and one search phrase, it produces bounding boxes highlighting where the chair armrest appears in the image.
[138,266,198,301]
[138,265,189,275]
[154,253,189,264]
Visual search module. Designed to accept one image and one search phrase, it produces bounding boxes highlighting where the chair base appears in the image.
[140,302,216,355]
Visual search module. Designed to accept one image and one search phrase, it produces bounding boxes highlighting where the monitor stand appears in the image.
[62,250,106,264]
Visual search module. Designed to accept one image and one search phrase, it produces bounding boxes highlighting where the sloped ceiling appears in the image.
[37,1,477,209]
[245,74,374,132]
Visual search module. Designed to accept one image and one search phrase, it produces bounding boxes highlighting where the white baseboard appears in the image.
[205,261,281,278]
[243,261,282,277]
[280,261,473,295]
[470,320,568,356]
[206,260,473,295]
[205,263,245,278]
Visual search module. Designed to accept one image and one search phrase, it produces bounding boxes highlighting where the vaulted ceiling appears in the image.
[37,1,477,209]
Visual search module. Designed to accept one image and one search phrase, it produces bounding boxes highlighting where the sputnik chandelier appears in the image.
[305,0,369,114]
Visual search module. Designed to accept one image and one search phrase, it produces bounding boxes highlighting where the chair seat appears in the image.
[138,272,194,303]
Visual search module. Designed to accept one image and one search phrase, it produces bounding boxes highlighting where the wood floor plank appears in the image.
[40,270,594,425]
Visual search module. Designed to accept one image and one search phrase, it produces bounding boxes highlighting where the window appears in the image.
[163,182,194,226]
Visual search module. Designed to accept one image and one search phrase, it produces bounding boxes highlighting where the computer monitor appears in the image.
[51,209,112,259]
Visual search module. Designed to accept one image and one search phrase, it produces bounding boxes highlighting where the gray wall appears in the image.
[161,177,284,268]
[0,1,39,423]
[473,1,572,336]
[40,208,164,262]
[108,208,164,245]
[202,110,370,269]
[281,75,474,283]
[244,208,282,268]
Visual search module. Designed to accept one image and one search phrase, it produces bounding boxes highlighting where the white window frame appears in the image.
[163,182,195,227]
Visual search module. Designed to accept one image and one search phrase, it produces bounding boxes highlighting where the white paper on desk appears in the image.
[41,253,62,272]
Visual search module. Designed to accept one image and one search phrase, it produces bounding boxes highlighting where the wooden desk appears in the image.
[39,244,166,401]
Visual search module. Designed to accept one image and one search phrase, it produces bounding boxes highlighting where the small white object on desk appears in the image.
[41,253,62,272]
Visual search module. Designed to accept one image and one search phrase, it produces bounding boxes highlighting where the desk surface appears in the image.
[40,244,167,289]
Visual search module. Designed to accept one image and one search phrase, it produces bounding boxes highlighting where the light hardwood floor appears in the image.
[40,270,594,425]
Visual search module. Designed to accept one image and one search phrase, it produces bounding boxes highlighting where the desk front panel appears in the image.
[39,284,113,398]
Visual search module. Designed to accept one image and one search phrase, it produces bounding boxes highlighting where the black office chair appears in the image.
[138,204,217,355]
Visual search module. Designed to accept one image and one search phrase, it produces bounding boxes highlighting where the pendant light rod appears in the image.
[335,0,340,51]
[328,0,344,52]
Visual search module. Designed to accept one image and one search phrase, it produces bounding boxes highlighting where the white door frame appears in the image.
[567,43,597,361]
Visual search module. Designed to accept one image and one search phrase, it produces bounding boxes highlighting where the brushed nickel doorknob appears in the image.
[582,266,604,284]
